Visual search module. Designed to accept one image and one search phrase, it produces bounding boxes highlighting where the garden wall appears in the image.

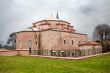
[17,50,29,56]
[0,50,18,56]
[0,49,29,56]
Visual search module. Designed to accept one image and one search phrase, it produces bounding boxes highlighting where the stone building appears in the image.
[16,14,102,56]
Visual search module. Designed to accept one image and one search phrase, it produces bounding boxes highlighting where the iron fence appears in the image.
[30,48,102,57]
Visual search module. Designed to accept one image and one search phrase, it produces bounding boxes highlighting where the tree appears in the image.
[93,24,110,52]
[7,32,16,49]
[0,43,2,48]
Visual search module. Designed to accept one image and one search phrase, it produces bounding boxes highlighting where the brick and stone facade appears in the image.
[16,15,102,56]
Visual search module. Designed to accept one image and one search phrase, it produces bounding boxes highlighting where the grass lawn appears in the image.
[0,54,110,73]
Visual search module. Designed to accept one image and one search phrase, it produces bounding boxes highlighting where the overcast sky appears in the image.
[0,0,110,44]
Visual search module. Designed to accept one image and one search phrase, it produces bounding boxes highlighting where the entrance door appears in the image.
[28,40,32,55]
[29,48,31,54]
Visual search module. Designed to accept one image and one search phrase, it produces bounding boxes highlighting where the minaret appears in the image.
[50,13,53,17]
[56,12,59,19]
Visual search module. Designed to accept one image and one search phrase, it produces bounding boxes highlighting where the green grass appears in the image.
[0,54,110,73]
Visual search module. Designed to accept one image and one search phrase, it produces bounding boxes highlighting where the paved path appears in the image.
[30,52,110,60]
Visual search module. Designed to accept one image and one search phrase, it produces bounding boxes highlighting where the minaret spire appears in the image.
[50,13,53,17]
[56,11,59,19]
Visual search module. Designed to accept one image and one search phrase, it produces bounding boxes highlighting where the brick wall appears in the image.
[16,31,40,51]
[0,50,29,56]
[0,50,18,56]
[40,30,87,50]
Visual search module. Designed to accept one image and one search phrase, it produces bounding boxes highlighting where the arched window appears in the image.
[36,35,37,39]
[64,40,66,44]
[36,41,37,45]
[28,40,32,48]
[79,41,80,44]
[72,40,74,45]
[19,41,22,49]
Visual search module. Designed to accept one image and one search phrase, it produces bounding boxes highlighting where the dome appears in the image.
[23,27,39,32]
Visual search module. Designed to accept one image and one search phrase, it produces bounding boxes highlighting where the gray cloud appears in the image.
[0,0,110,44]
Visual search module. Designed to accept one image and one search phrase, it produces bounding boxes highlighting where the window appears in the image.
[64,40,66,44]
[79,41,80,44]
[36,35,37,39]
[28,40,32,48]
[72,40,74,45]
[19,41,22,49]
[36,41,37,45]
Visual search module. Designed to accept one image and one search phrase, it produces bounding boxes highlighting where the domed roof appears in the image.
[23,27,39,32]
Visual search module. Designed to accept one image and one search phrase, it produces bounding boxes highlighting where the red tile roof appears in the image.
[79,41,101,46]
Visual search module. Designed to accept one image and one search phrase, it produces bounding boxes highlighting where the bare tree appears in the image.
[93,24,110,52]
[7,32,16,49]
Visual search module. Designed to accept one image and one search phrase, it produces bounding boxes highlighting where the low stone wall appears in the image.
[0,50,18,56]
[17,50,29,56]
[31,52,110,60]
[0,50,29,56]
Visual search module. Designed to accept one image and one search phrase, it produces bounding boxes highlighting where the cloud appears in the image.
[0,0,110,44]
